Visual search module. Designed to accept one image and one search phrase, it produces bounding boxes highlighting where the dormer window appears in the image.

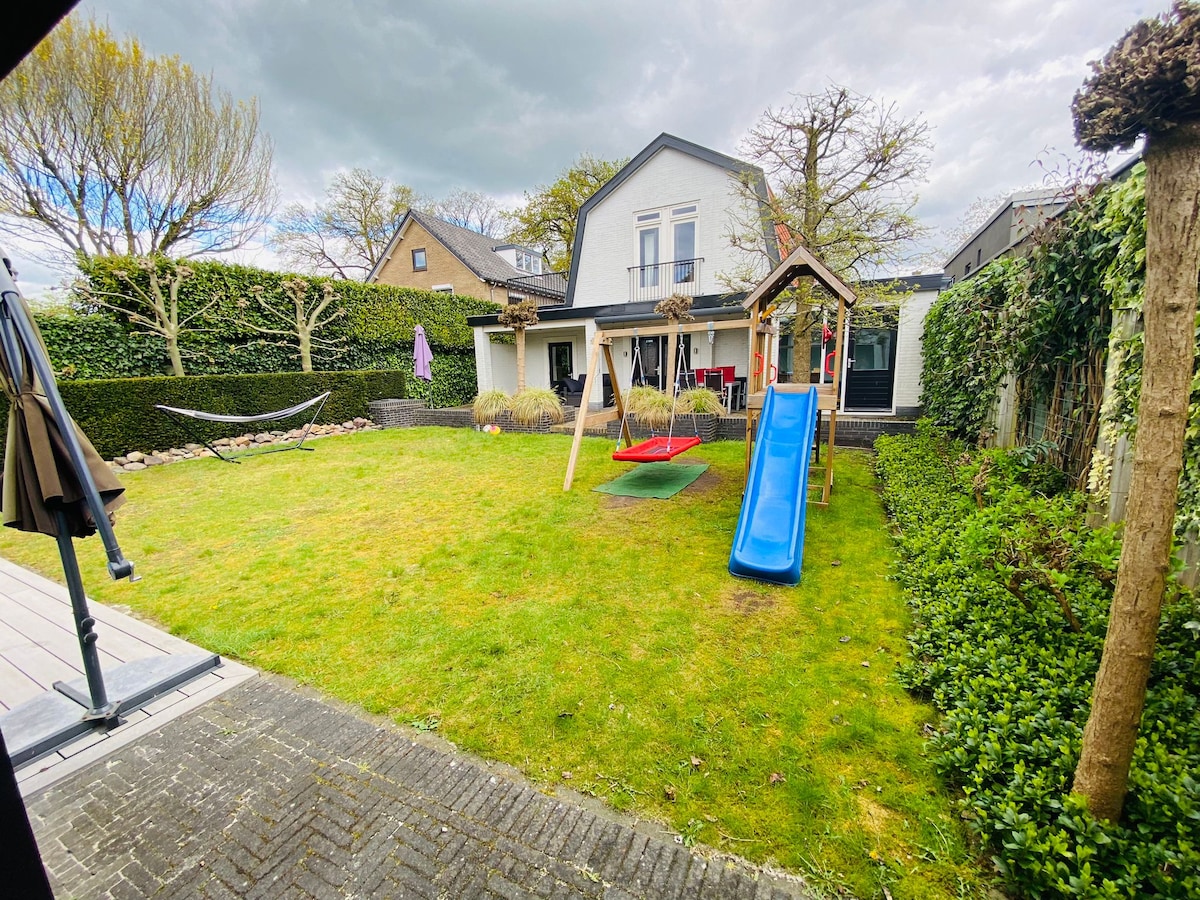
[514,249,542,274]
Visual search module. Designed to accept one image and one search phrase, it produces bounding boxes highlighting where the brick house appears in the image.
[367,209,566,306]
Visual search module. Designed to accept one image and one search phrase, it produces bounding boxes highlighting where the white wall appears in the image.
[571,148,769,309]
[893,288,937,411]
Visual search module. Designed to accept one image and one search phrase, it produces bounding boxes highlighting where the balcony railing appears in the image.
[627,258,704,303]
[507,271,568,306]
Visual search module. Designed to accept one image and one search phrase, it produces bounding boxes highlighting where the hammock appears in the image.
[154,391,331,463]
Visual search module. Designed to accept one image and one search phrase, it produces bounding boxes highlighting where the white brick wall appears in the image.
[572,148,768,309]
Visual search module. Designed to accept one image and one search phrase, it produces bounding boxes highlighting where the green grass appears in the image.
[0,428,992,899]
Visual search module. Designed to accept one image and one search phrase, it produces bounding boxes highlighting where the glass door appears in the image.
[548,342,573,388]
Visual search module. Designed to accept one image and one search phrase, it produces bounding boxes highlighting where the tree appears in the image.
[734,86,930,275]
[271,168,422,280]
[728,86,932,331]
[1071,1,1200,823]
[497,300,539,392]
[430,189,510,238]
[75,256,208,376]
[0,16,275,262]
[243,278,344,372]
[507,153,627,272]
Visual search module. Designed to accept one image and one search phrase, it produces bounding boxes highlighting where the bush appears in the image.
[876,424,1200,899]
[0,370,406,461]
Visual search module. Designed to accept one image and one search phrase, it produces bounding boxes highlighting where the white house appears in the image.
[468,132,946,419]
[467,133,780,408]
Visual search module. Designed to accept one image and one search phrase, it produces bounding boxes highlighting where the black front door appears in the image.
[549,342,573,388]
[844,316,898,411]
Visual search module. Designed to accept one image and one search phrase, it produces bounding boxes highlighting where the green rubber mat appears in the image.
[593,462,709,499]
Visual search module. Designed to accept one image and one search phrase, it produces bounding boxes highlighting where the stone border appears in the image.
[110,418,379,472]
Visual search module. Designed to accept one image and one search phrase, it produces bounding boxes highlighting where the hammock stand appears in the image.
[612,328,701,463]
[154,391,331,464]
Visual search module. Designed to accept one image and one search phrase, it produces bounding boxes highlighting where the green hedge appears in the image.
[876,425,1200,899]
[1,370,406,461]
[66,256,498,380]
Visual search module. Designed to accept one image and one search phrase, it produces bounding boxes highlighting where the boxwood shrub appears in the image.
[876,424,1199,899]
[1,370,406,461]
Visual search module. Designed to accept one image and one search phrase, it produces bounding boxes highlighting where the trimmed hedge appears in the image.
[1,370,406,461]
[67,256,498,381]
[876,425,1200,899]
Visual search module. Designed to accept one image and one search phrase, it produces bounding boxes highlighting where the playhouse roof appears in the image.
[741,243,857,312]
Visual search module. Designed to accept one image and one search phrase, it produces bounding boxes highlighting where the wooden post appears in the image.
[563,331,607,491]
[602,341,631,449]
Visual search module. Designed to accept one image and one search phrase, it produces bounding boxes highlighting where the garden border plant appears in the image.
[876,425,1199,899]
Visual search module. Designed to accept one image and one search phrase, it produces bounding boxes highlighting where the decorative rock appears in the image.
[184,443,203,451]
[143,455,165,466]
[126,451,145,463]
[113,456,129,466]
[123,462,147,471]
[254,432,272,443]
[214,438,232,447]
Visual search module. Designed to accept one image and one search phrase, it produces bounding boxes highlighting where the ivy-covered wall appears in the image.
[921,163,1200,535]
[47,257,498,407]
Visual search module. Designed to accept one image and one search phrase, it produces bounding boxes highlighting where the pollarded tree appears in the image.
[497,300,539,392]
[0,15,275,262]
[75,256,207,377]
[272,168,424,280]
[507,154,627,272]
[243,278,345,373]
[1071,0,1200,823]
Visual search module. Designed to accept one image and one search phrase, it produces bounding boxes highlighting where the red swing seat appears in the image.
[612,435,701,463]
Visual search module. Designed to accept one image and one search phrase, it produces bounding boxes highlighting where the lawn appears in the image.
[0,427,991,899]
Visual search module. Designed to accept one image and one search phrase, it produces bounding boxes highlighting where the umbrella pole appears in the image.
[53,510,117,722]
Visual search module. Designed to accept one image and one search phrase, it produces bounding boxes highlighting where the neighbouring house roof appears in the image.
[942,188,1064,271]
[561,133,781,306]
[367,209,559,297]
[858,273,952,293]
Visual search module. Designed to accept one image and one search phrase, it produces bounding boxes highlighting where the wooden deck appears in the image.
[0,556,255,794]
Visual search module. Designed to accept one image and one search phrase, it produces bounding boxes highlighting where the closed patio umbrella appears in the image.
[0,254,136,724]
[413,324,433,382]
[0,293,125,538]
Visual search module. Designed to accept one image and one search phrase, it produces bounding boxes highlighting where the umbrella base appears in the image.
[1,653,220,768]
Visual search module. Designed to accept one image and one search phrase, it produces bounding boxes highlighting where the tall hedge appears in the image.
[59,257,498,404]
[0,370,406,461]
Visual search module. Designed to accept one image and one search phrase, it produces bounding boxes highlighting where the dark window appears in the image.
[549,342,573,386]
[412,248,427,271]
[976,247,982,267]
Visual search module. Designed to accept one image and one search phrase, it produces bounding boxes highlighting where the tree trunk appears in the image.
[166,336,185,377]
[299,330,313,373]
[1072,121,1200,822]
[516,328,526,393]
[665,324,678,392]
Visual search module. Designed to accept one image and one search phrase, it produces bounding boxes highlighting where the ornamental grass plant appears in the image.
[508,388,564,426]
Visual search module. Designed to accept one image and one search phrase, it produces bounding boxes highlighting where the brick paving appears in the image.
[26,676,812,899]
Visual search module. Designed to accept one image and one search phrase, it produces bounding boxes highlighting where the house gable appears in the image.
[370,216,497,302]
[564,133,779,309]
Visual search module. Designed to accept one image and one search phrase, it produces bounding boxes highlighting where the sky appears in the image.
[9,0,1158,296]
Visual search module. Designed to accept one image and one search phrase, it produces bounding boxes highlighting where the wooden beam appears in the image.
[563,332,607,490]
[601,341,630,447]
[596,318,749,340]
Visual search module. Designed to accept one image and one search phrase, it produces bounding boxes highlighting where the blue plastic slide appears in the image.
[728,386,819,586]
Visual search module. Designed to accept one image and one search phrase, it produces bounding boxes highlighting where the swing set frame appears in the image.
[561,243,856,501]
